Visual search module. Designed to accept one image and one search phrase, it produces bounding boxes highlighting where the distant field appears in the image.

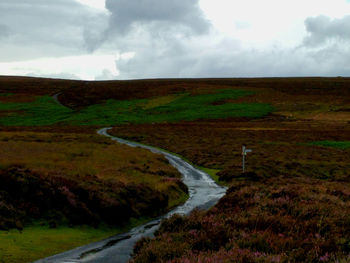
[0,89,274,126]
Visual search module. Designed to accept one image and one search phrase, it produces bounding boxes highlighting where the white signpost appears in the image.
[242,145,252,173]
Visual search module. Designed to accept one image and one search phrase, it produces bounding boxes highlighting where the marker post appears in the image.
[242,145,252,173]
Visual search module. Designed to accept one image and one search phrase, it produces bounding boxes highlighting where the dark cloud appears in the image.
[303,15,350,46]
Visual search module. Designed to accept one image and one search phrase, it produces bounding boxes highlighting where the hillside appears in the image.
[0,76,350,262]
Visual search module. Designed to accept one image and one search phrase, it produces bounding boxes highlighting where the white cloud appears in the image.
[94,69,118,80]
[199,0,350,48]
[75,0,106,11]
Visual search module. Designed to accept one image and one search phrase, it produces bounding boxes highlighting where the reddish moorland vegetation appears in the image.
[105,78,350,262]
[1,76,350,262]
[132,177,350,262]
[116,119,350,262]
[111,120,350,181]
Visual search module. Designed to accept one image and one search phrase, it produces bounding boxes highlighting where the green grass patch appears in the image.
[141,89,272,123]
[168,191,189,209]
[0,225,120,263]
[0,89,274,126]
[0,195,190,263]
[309,141,350,149]
[0,96,73,126]
[0,216,162,263]
[197,167,226,186]
[141,94,185,109]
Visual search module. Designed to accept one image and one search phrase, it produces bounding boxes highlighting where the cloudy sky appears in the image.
[1,0,350,80]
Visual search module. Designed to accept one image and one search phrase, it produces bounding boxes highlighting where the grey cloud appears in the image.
[87,0,212,78]
[186,49,329,78]
[3,0,350,80]
[303,15,350,46]
[0,24,10,39]
[115,35,350,80]
[305,44,350,75]
[113,13,350,79]
[84,0,210,51]
[115,32,197,78]
[83,13,109,52]
[105,0,210,35]
[0,0,107,61]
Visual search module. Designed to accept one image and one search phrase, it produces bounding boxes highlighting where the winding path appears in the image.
[52,93,62,106]
[34,128,227,263]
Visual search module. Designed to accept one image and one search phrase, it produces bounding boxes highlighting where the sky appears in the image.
[1,0,350,80]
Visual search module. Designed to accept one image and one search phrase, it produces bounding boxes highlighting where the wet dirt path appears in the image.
[34,128,227,263]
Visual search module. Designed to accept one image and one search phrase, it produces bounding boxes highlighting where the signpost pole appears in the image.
[242,145,252,173]
[242,153,245,172]
[242,145,246,173]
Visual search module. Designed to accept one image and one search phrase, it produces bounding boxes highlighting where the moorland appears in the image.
[0,76,349,262]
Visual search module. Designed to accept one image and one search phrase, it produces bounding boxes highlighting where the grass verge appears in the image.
[0,216,159,263]
[0,225,119,263]
[197,167,227,186]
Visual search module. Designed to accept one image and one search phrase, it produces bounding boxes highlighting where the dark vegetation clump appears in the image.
[0,165,170,230]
